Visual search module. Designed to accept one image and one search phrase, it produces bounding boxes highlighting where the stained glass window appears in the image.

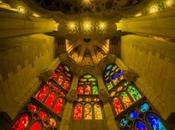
[104,63,166,130]
[119,102,167,130]
[127,84,142,101]
[113,97,123,114]
[147,113,167,130]
[135,121,148,130]
[103,64,142,116]
[74,103,83,120]
[94,103,103,120]
[120,92,133,108]
[12,64,73,130]
[77,74,99,96]
[12,103,58,130]
[74,74,103,120]
[84,103,92,120]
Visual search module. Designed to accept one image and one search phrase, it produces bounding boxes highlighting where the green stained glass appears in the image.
[88,78,96,82]
[92,86,99,95]
[83,74,92,79]
[107,82,114,90]
[92,82,97,85]
[106,64,113,71]
[128,85,142,101]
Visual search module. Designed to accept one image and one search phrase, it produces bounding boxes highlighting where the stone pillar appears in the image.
[59,75,78,130]
[0,9,58,38]
[97,74,119,130]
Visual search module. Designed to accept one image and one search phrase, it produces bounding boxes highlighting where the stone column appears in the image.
[97,74,119,130]
[59,75,78,130]
[0,9,58,38]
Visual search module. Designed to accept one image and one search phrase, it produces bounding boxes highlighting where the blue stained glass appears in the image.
[117,70,123,77]
[140,103,150,113]
[147,113,167,130]
[129,111,138,119]
[135,121,148,130]
[112,74,117,80]
[106,79,111,84]
[120,117,128,127]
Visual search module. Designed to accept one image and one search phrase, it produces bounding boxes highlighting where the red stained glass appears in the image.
[57,75,64,85]
[77,86,83,95]
[27,103,37,113]
[44,92,56,108]
[113,97,124,115]
[29,121,42,130]
[85,85,91,95]
[58,66,63,71]
[35,86,49,102]
[74,103,83,120]
[53,98,63,115]
[12,114,29,130]
[51,72,58,80]
[39,110,47,120]
[63,81,69,90]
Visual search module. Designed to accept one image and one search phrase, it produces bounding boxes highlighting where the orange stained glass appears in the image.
[35,86,49,102]
[63,81,69,90]
[74,103,83,120]
[84,103,92,120]
[113,97,124,114]
[120,92,133,108]
[84,85,91,95]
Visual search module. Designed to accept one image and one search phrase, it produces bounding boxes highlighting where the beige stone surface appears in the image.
[119,34,175,120]
[0,34,56,119]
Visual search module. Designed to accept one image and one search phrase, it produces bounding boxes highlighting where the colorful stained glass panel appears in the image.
[120,92,133,108]
[84,103,92,120]
[12,114,29,130]
[113,97,123,114]
[74,103,83,120]
[135,121,148,130]
[94,104,103,120]
[128,85,142,101]
[147,113,167,130]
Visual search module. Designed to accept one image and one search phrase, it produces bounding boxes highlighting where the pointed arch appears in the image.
[12,63,73,129]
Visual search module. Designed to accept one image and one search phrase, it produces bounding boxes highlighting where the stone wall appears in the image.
[0,34,56,119]
[119,34,175,120]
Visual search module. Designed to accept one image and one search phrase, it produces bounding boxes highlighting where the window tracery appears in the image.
[73,74,103,120]
[103,64,167,130]
[12,64,73,130]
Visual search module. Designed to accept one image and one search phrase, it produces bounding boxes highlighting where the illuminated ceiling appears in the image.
[21,0,149,19]
[66,38,109,66]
